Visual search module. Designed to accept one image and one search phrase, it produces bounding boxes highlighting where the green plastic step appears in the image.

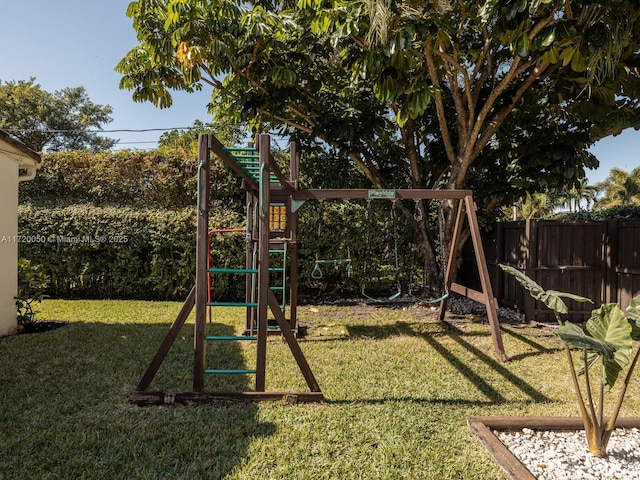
[231,154,260,159]
[206,302,258,307]
[207,268,258,274]
[222,147,257,152]
[204,369,257,375]
[204,335,257,341]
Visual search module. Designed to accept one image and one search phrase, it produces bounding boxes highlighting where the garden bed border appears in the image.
[468,416,640,480]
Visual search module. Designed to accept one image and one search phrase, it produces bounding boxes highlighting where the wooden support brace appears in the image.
[267,291,322,392]
[130,390,324,406]
[135,285,196,391]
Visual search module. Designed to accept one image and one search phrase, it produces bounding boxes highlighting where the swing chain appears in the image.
[311,253,323,279]
[413,199,423,222]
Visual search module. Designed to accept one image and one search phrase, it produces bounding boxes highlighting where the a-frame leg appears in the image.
[267,291,322,393]
[133,285,196,393]
[438,196,508,362]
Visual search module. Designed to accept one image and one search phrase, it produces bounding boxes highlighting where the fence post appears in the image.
[606,219,618,304]
[524,219,537,322]
[495,222,504,305]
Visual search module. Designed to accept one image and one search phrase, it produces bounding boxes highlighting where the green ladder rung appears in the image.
[207,302,258,307]
[204,335,257,341]
[231,154,260,159]
[270,286,285,291]
[207,268,258,274]
[236,161,259,166]
[204,369,257,375]
[269,249,286,253]
[269,267,286,272]
[251,324,285,330]
[222,147,257,152]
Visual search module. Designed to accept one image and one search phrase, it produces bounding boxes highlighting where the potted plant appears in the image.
[500,264,640,457]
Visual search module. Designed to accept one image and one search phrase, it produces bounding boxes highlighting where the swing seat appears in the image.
[361,285,403,304]
[410,290,449,305]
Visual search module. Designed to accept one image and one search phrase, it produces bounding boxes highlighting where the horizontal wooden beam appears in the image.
[130,390,325,406]
[450,282,489,305]
[469,416,640,431]
[292,189,473,200]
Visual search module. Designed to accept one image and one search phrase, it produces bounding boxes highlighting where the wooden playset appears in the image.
[129,133,506,406]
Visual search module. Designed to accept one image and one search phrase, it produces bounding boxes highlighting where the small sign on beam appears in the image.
[368,189,396,199]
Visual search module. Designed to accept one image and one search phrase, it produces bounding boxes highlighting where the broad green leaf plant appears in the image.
[500,264,640,457]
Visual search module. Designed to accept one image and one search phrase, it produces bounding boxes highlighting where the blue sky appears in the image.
[1,0,638,184]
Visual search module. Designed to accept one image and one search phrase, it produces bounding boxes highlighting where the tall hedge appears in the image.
[19,149,243,209]
[17,148,429,300]
[18,205,245,300]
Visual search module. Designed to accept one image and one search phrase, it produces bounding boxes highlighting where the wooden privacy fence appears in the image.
[462,219,640,322]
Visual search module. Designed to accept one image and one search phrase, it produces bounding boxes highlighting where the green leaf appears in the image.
[625,294,640,338]
[576,350,600,376]
[555,322,617,357]
[396,108,409,127]
[585,303,633,389]
[546,290,593,304]
[541,29,556,48]
[499,264,569,314]
[515,32,531,58]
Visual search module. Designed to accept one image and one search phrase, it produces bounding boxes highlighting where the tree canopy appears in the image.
[117,0,640,285]
[595,166,640,208]
[0,78,116,152]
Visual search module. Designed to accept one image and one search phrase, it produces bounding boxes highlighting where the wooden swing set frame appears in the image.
[129,133,507,406]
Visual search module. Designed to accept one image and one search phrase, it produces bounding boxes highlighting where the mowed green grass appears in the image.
[1,299,639,479]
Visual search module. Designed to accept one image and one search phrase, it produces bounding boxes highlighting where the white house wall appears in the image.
[0,160,19,336]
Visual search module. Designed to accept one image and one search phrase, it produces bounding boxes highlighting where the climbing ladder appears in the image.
[205,228,257,377]
[128,134,322,405]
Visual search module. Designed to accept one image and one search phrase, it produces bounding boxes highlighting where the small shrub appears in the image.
[16,258,50,325]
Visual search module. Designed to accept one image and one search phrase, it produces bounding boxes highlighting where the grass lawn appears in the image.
[1,299,639,479]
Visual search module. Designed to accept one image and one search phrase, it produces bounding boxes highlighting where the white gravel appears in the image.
[496,427,640,479]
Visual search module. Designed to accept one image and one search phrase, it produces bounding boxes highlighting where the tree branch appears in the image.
[424,41,457,165]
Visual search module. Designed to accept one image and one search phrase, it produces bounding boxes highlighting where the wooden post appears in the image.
[193,134,210,392]
[256,134,271,391]
[288,141,300,333]
[439,198,464,322]
[245,192,256,335]
[464,195,507,362]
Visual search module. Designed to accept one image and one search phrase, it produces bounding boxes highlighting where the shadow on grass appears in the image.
[499,325,560,361]
[0,320,275,479]
[344,319,551,405]
[326,396,498,407]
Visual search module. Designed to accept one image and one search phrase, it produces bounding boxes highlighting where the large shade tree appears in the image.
[117,0,640,287]
[0,78,115,152]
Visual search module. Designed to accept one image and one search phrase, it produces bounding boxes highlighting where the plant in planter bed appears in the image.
[500,264,640,458]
